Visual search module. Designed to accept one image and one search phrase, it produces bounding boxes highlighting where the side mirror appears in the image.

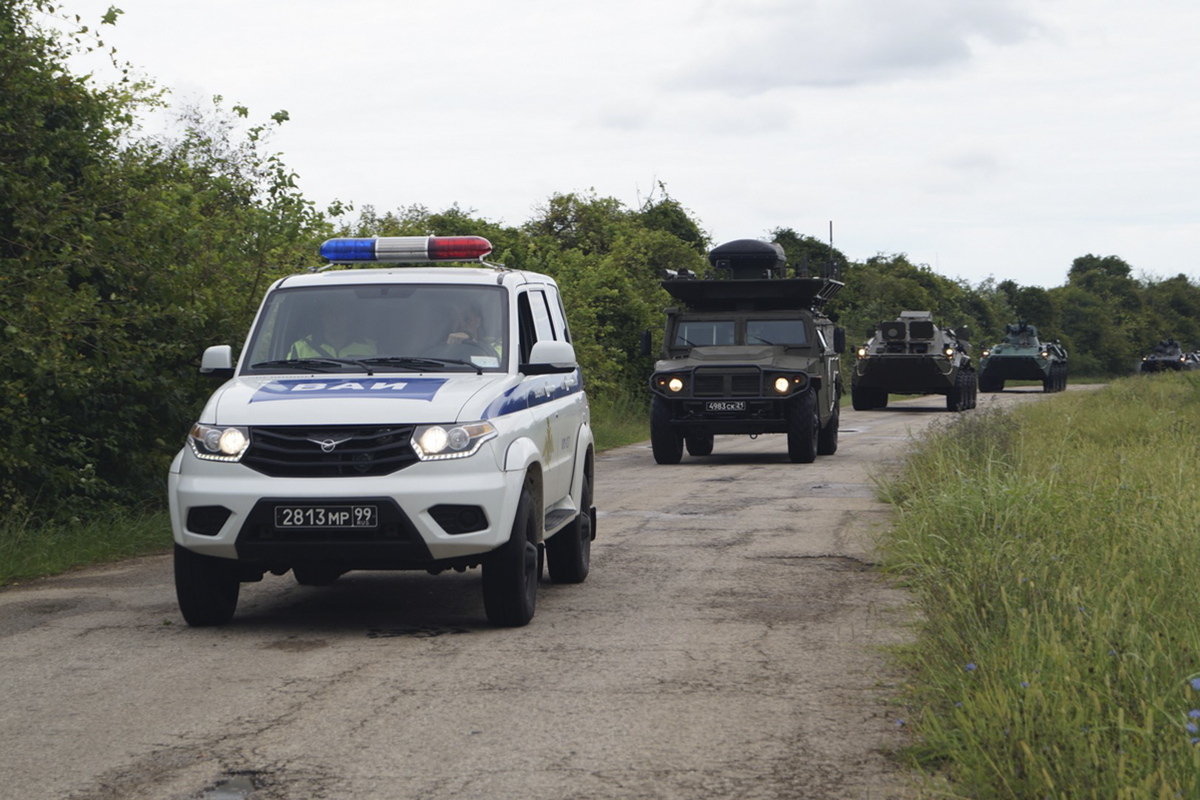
[833,327,846,355]
[641,329,653,357]
[199,345,234,382]
[522,340,577,375]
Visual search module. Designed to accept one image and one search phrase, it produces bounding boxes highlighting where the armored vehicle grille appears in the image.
[909,321,936,339]
[243,426,418,478]
[693,368,762,397]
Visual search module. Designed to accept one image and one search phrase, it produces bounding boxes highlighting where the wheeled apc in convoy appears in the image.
[647,239,845,464]
[1138,338,1200,373]
[978,321,1068,392]
[851,311,976,412]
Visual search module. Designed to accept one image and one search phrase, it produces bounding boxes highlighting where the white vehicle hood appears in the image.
[204,374,517,426]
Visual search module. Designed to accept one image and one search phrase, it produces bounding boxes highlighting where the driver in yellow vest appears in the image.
[288,301,377,360]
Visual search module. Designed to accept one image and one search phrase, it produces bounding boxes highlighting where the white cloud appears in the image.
[672,0,1043,93]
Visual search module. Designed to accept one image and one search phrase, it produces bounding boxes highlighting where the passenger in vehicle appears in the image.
[288,301,378,359]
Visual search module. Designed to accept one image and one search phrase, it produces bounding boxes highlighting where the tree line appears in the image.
[4,0,1200,521]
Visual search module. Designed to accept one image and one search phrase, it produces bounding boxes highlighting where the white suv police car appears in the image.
[168,235,595,627]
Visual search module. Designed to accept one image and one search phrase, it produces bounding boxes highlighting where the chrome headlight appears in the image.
[412,422,497,460]
[655,374,687,395]
[189,424,251,462]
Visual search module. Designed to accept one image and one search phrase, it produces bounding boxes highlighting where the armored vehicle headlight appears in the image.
[773,376,790,394]
[668,376,685,393]
[943,347,955,357]
[982,348,990,358]
[412,422,497,460]
[189,424,251,462]
[856,347,867,359]
[1041,351,1049,358]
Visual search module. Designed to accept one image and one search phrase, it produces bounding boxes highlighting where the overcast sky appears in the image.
[50,0,1199,289]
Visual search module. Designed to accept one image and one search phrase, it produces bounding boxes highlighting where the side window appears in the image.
[546,288,571,343]
[517,292,538,363]
[529,289,555,342]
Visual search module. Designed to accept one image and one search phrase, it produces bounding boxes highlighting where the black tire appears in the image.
[546,474,592,584]
[650,395,683,464]
[817,398,839,456]
[293,564,342,586]
[979,374,999,393]
[482,487,538,627]
[874,389,889,409]
[685,434,714,456]
[174,544,240,627]
[787,390,819,464]
[851,384,873,411]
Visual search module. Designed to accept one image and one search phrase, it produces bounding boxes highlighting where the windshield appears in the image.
[747,319,808,346]
[242,284,508,373]
[674,320,736,347]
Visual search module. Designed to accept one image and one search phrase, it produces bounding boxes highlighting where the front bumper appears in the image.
[168,443,522,567]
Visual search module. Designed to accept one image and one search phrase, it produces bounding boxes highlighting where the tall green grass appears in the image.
[0,509,173,587]
[590,390,650,451]
[880,375,1200,798]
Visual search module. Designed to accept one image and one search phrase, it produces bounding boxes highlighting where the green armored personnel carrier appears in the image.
[979,321,1068,392]
[851,310,976,412]
[1138,338,1200,373]
[647,238,845,464]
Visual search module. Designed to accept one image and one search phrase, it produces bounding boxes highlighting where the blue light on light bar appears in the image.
[319,238,378,261]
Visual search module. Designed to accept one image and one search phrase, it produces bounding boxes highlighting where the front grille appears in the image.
[242,426,418,478]
[692,367,762,397]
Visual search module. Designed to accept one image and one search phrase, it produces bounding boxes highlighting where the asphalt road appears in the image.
[0,387,1064,799]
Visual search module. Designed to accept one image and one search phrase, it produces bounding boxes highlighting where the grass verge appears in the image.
[0,508,173,587]
[879,374,1200,798]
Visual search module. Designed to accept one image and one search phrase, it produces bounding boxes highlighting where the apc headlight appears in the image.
[189,424,250,462]
[982,348,991,358]
[856,347,868,359]
[655,374,687,395]
[943,347,955,357]
[412,422,497,460]
[773,376,791,394]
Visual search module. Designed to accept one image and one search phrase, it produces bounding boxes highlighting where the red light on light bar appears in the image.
[427,236,492,261]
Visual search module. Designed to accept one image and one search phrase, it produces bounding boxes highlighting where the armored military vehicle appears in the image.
[1138,338,1200,373]
[978,321,1068,392]
[647,238,845,464]
[851,311,976,412]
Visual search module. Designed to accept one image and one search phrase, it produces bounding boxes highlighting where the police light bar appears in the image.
[320,235,493,263]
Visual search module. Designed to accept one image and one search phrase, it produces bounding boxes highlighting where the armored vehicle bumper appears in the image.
[853,355,958,394]
[980,355,1052,382]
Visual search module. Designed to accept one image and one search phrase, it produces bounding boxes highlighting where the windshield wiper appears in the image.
[361,356,483,375]
[250,358,375,375]
[749,336,776,345]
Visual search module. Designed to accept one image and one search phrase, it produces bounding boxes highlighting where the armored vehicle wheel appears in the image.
[947,369,973,412]
[174,544,239,627]
[873,389,888,409]
[482,486,538,627]
[979,375,1000,393]
[851,385,873,411]
[650,395,683,464]
[685,434,714,456]
[293,564,342,586]
[817,399,839,456]
[787,390,819,464]
[546,474,592,584]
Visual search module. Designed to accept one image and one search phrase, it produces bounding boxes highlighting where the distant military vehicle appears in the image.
[851,311,976,412]
[1138,338,1200,373]
[978,321,1068,392]
[646,238,845,464]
